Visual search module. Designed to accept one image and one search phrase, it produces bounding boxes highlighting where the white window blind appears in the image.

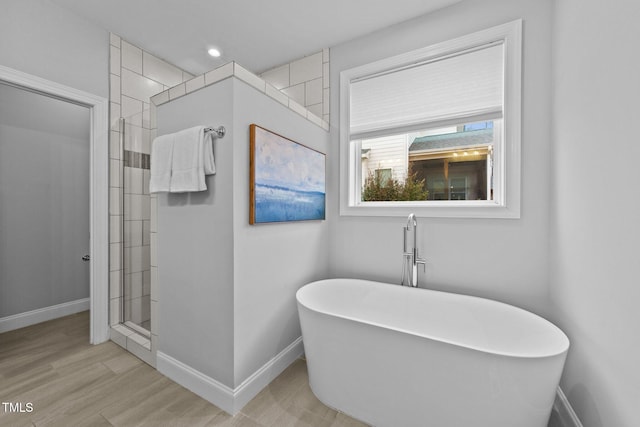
[349,43,504,138]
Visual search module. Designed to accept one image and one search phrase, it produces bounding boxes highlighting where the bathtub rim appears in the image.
[296,278,570,359]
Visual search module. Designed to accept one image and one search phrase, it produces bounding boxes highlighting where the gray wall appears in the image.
[0,0,109,98]
[328,0,554,315]
[550,1,640,426]
[157,77,330,388]
[157,79,236,385]
[0,0,107,319]
[231,80,330,386]
[0,82,91,317]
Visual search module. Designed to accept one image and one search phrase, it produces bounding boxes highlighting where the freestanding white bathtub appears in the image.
[296,279,569,427]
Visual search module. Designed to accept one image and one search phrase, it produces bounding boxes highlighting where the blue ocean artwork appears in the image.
[252,126,325,223]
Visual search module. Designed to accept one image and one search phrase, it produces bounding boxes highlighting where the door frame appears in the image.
[0,65,109,344]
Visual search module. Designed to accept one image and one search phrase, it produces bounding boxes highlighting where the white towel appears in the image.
[203,131,216,175]
[149,133,174,193]
[170,126,216,192]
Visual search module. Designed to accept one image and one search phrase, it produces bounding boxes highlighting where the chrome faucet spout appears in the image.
[401,213,426,287]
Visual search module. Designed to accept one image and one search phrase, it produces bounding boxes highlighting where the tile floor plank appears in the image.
[5,311,534,426]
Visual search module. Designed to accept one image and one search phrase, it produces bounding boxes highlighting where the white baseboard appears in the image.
[157,336,304,415]
[0,298,90,334]
[554,387,584,427]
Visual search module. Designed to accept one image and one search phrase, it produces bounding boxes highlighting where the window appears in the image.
[375,168,392,186]
[339,20,522,218]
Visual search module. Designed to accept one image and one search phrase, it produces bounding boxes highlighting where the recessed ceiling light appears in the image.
[208,48,221,58]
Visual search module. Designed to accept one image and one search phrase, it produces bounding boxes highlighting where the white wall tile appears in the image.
[143,52,183,87]
[142,245,150,272]
[265,83,289,106]
[122,247,131,273]
[290,52,322,85]
[185,75,205,93]
[123,273,131,298]
[110,74,121,105]
[109,214,121,243]
[110,102,121,131]
[130,246,143,273]
[288,99,307,117]
[122,194,130,220]
[110,299,122,327]
[168,83,186,100]
[109,243,121,271]
[307,111,323,127]
[121,40,143,74]
[123,221,131,248]
[261,64,290,89]
[234,64,266,92]
[121,96,143,126]
[109,159,121,188]
[141,195,150,220]
[110,131,120,159]
[123,167,134,195]
[149,104,157,129]
[142,221,150,246]
[129,194,143,220]
[323,88,330,115]
[182,71,194,82]
[143,170,150,195]
[110,46,121,76]
[282,83,305,106]
[121,69,164,103]
[205,62,234,86]
[110,33,121,48]
[131,271,143,299]
[143,270,151,296]
[129,297,142,324]
[142,103,150,129]
[140,128,150,155]
[150,90,169,106]
[109,187,122,215]
[126,335,153,365]
[305,77,323,106]
[127,220,143,247]
[130,168,143,194]
[307,103,322,118]
[141,296,150,323]
[323,62,330,89]
[110,271,121,299]
[124,124,143,152]
[265,48,330,127]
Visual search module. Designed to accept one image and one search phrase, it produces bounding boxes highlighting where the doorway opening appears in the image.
[0,65,109,344]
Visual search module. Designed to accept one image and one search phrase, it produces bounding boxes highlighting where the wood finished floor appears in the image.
[0,312,366,427]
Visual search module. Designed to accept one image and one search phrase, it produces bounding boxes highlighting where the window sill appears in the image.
[340,200,520,219]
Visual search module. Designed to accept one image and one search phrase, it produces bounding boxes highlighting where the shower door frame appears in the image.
[0,65,110,344]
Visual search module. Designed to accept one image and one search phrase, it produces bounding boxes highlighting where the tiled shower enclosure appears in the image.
[109,34,194,336]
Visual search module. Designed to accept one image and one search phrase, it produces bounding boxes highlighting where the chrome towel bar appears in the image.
[204,126,226,138]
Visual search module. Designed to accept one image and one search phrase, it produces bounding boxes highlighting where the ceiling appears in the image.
[51,0,462,76]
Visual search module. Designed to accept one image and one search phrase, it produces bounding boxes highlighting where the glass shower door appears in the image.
[120,116,152,335]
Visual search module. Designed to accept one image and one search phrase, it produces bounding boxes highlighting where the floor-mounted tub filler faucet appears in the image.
[401,213,426,287]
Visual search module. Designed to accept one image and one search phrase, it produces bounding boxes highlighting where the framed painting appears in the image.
[250,124,326,224]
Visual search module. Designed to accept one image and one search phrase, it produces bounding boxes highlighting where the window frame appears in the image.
[339,20,522,219]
